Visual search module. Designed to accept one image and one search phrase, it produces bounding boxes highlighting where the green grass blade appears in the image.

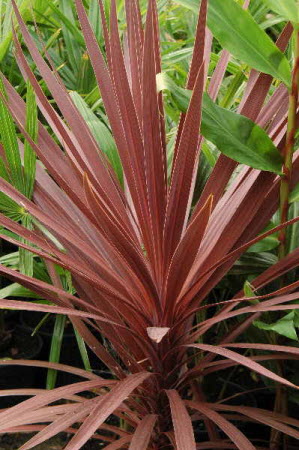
[46,314,66,389]
[74,326,91,373]
[19,214,34,276]
[0,282,40,299]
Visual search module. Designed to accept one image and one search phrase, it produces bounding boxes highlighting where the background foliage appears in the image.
[0,0,298,448]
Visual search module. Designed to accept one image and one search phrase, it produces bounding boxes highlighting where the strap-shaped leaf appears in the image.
[165,195,212,304]
[263,0,299,24]
[142,0,167,278]
[64,372,151,450]
[187,343,297,388]
[208,0,291,86]
[186,401,255,450]
[17,398,99,450]
[166,390,196,450]
[163,64,205,264]
[129,414,157,450]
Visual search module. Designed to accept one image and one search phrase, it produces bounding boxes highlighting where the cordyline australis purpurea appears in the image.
[0,0,298,449]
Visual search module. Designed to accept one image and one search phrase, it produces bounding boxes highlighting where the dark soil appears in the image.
[0,433,66,450]
[0,325,42,360]
[0,326,43,409]
[0,433,104,449]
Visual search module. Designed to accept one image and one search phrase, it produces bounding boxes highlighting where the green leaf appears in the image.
[0,77,24,192]
[23,80,37,200]
[207,0,291,86]
[31,313,51,336]
[43,0,85,46]
[157,72,191,111]
[0,0,54,61]
[247,236,279,253]
[19,214,34,277]
[231,252,277,276]
[254,311,299,341]
[70,91,123,185]
[293,311,299,328]
[19,81,37,278]
[0,251,19,266]
[157,73,283,174]
[0,155,19,217]
[44,0,83,74]
[201,93,283,174]
[74,325,91,372]
[290,182,299,203]
[220,70,246,109]
[88,0,103,42]
[288,203,299,254]
[263,0,299,24]
[0,282,39,299]
[173,0,199,13]
[244,280,259,304]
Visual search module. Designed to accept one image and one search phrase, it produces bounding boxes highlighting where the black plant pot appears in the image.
[0,325,43,408]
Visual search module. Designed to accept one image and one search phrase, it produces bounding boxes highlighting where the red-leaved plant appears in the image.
[0,0,299,448]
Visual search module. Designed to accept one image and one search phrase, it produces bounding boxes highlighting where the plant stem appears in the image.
[278,26,299,260]
[271,26,299,450]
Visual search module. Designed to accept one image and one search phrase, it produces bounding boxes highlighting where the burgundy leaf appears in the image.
[164,62,205,265]
[128,414,157,449]
[64,372,151,449]
[166,390,196,450]
[186,401,255,450]
[186,344,297,389]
